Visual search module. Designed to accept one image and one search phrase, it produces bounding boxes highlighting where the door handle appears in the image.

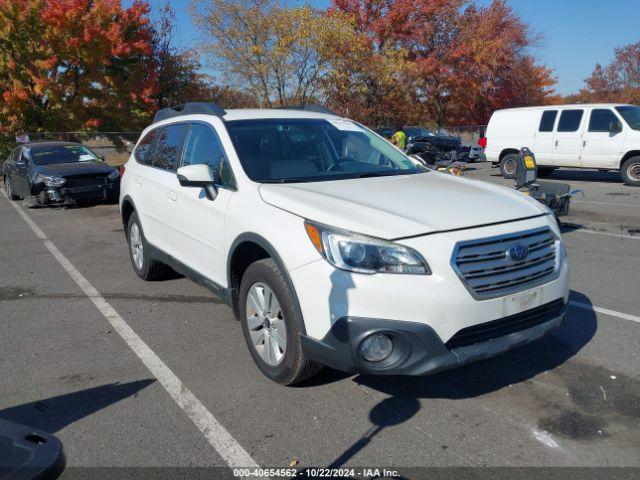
[583,140,586,147]
[167,191,177,202]
[134,176,142,186]
[555,140,558,147]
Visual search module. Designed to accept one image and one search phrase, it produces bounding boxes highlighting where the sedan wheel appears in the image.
[4,177,18,200]
[245,282,287,366]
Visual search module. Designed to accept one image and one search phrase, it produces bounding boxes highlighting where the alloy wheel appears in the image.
[129,223,144,271]
[245,282,287,366]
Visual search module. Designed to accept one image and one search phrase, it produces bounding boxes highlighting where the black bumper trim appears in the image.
[300,300,567,376]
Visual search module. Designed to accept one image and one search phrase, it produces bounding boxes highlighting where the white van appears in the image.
[485,104,640,186]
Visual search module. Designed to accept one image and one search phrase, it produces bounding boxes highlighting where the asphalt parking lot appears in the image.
[1,161,639,477]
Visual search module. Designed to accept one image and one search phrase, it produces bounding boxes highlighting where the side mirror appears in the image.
[609,120,622,133]
[176,164,218,201]
[98,154,106,162]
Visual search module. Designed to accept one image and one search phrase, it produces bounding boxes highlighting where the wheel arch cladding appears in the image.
[227,233,305,332]
[121,196,136,229]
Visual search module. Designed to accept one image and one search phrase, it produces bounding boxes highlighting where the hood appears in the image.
[259,172,548,239]
[35,161,116,177]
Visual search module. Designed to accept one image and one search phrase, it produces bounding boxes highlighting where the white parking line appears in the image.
[2,191,259,468]
[569,300,640,324]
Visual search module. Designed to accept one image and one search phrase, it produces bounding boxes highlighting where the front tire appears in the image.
[621,156,640,187]
[239,258,321,385]
[499,153,518,179]
[126,212,169,280]
[4,176,20,200]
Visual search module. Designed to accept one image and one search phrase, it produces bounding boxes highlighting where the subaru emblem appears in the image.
[506,244,529,262]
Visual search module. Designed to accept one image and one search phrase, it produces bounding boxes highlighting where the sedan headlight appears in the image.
[35,174,66,188]
[107,169,120,181]
[304,221,430,275]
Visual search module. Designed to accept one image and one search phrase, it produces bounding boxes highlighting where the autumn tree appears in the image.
[190,0,358,107]
[332,0,557,126]
[575,41,640,104]
[0,0,156,143]
[150,4,217,109]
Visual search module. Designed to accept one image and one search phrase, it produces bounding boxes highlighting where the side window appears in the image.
[153,123,188,171]
[589,109,619,132]
[134,129,158,165]
[539,110,557,132]
[557,109,584,132]
[181,123,235,188]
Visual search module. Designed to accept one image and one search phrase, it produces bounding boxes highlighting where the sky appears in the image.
[142,0,640,95]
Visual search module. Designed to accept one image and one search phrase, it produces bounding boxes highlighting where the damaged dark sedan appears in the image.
[2,141,120,206]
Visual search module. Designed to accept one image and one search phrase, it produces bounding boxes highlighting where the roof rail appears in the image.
[279,104,337,116]
[153,102,227,123]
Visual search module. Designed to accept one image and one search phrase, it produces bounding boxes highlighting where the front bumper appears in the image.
[36,182,119,205]
[301,300,567,375]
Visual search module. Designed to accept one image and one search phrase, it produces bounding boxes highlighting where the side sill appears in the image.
[147,244,231,306]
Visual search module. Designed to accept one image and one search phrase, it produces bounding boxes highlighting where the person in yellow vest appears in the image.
[390,124,406,150]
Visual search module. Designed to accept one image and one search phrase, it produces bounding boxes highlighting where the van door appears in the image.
[171,120,234,286]
[552,109,584,167]
[581,108,625,169]
[533,110,557,165]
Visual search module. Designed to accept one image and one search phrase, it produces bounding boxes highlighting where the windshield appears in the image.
[30,144,98,165]
[616,106,640,131]
[226,118,422,183]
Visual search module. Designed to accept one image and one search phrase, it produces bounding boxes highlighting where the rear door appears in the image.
[170,120,235,285]
[581,108,626,168]
[552,109,584,167]
[533,109,557,165]
[142,123,189,255]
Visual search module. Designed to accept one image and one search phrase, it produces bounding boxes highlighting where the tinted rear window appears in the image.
[557,110,584,132]
[153,123,189,171]
[539,110,557,132]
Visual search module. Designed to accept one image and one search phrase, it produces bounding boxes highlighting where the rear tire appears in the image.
[126,212,169,280]
[4,177,20,200]
[537,166,556,178]
[239,258,321,385]
[621,156,640,187]
[499,153,518,179]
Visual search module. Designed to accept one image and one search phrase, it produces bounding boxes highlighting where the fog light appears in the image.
[359,334,393,362]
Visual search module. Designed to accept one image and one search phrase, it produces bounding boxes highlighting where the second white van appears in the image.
[485,103,640,186]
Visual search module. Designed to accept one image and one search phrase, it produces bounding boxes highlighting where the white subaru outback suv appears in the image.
[120,103,570,385]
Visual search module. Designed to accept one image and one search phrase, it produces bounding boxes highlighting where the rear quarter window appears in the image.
[134,129,158,165]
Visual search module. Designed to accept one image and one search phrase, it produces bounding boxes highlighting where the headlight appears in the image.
[304,221,431,275]
[107,169,120,181]
[35,174,66,187]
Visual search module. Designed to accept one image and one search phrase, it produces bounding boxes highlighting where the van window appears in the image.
[181,123,235,188]
[539,110,557,132]
[589,109,619,132]
[153,123,189,171]
[134,129,158,165]
[557,110,584,132]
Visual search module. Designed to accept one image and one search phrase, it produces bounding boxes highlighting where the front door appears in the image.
[171,120,234,287]
[552,109,584,167]
[581,108,626,169]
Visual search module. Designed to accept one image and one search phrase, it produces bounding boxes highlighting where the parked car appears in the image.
[120,102,569,385]
[484,103,640,186]
[373,127,394,139]
[3,141,120,206]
